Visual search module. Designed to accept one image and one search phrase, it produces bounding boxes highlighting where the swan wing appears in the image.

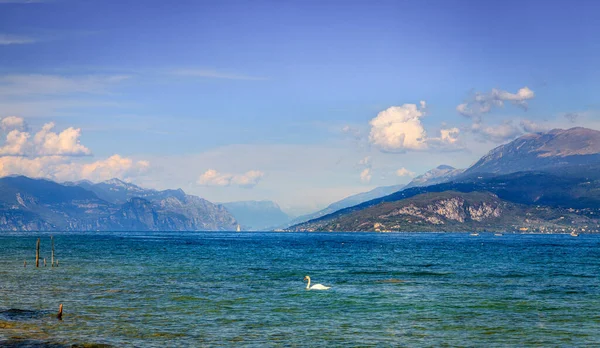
[310,284,331,290]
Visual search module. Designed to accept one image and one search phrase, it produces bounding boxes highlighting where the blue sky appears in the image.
[1,0,599,214]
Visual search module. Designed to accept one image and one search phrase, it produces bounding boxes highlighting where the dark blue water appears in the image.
[1,232,599,346]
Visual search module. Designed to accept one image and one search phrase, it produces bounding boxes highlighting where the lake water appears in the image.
[0,232,599,347]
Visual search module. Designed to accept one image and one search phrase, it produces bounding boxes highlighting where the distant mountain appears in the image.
[67,178,186,204]
[283,165,464,228]
[289,127,600,233]
[221,200,291,230]
[464,127,600,176]
[0,176,237,231]
[403,165,464,189]
[283,184,406,228]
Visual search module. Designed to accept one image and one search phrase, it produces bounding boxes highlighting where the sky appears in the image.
[0,0,599,215]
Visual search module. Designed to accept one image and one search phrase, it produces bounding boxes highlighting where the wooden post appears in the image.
[56,259,59,267]
[57,304,63,320]
[44,258,47,267]
[51,236,55,267]
[24,260,26,268]
[35,238,40,268]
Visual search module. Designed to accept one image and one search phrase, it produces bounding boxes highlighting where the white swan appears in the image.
[304,275,331,290]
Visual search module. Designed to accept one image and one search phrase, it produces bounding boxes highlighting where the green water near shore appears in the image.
[1,232,599,346]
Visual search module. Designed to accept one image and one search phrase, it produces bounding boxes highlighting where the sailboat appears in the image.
[236,224,241,232]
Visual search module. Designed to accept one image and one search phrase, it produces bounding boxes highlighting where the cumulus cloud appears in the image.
[0,120,91,157]
[198,169,264,188]
[33,122,91,156]
[231,170,264,188]
[369,102,428,151]
[396,167,415,177]
[360,168,372,183]
[53,155,150,182]
[1,116,27,131]
[0,155,150,182]
[0,130,29,156]
[457,87,535,121]
[369,102,462,152]
[0,116,150,183]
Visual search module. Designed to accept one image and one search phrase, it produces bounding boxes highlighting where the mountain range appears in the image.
[1,127,599,233]
[288,127,600,233]
[0,177,237,231]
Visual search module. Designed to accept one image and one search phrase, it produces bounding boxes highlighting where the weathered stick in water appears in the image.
[57,304,63,320]
[24,260,26,268]
[44,258,46,267]
[36,238,40,268]
[51,235,55,267]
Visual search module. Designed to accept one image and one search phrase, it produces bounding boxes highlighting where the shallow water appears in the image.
[1,232,599,346]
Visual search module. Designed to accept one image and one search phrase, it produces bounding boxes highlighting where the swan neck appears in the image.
[306,278,310,289]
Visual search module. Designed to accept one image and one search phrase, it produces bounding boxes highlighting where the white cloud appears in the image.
[231,170,264,188]
[198,169,264,188]
[1,116,27,131]
[0,156,60,178]
[520,119,548,133]
[33,122,91,156]
[0,121,91,157]
[0,34,35,45]
[0,116,149,182]
[428,127,462,149]
[396,167,415,177]
[198,169,232,187]
[457,86,535,121]
[171,69,266,81]
[471,121,523,143]
[0,74,130,97]
[0,154,150,182]
[0,130,29,156]
[369,102,428,151]
[53,155,150,182]
[369,102,462,152]
[360,168,372,183]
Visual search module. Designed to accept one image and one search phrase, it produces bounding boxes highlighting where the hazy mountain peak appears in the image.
[404,165,463,189]
[221,200,290,230]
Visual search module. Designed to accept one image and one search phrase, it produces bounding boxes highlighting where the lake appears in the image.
[1,232,599,347]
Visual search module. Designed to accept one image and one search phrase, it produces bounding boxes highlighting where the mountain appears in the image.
[289,127,600,233]
[67,178,186,204]
[283,184,406,228]
[283,165,463,228]
[464,127,600,176]
[221,200,291,230]
[290,191,597,233]
[0,176,237,231]
[403,165,464,189]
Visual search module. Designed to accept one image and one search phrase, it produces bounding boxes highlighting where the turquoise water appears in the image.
[1,232,599,347]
